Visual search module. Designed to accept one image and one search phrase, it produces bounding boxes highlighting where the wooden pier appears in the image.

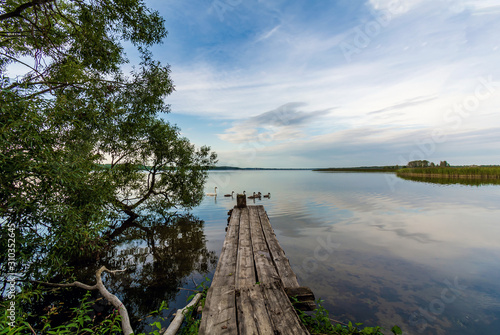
[198,204,315,335]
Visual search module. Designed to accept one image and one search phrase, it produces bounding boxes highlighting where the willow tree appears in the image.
[0,0,216,295]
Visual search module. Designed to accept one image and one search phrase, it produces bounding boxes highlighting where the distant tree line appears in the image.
[406,160,450,168]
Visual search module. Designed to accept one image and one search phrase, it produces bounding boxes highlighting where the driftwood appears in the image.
[35,266,133,335]
[163,293,202,335]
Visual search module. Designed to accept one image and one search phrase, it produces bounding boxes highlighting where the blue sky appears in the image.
[24,0,500,168]
[117,0,500,168]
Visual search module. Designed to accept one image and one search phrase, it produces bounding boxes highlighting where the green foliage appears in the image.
[1,289,123,334]
[1,1,216,332]
[178,277,211,335]
[391,325,402,334]
[291,298,401,335]
[1,286,175,334]
[1,0,216,283]
[135,300,170,335]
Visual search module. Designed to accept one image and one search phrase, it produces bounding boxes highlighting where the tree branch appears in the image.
[0,0,55,22]
[163,293,202,335]
[27,83,68,98]
[130,168,156,210]
[0,52,47,80]
[34,266,133,335]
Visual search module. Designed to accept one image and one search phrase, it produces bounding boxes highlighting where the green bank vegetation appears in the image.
[397,163,500,180]
[315,160,500,181]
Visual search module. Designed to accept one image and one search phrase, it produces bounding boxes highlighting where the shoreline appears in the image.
[396,172,500,179]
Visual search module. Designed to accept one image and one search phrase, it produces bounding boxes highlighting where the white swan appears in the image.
[224,191,234,197]
[206,187,217,196]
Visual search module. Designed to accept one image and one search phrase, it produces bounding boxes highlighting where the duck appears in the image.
[248,192,261,199]
[263,193,271,198]
[224,191,235,197]
[247,192,257,199]
[206,187,217,196]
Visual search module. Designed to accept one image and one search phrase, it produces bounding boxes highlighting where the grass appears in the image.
[397,166,500,179]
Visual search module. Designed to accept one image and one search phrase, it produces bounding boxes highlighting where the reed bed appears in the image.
[397,166,500,179]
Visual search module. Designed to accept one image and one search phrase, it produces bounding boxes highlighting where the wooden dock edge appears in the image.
[199,205,317,335]
[226,207,316,310]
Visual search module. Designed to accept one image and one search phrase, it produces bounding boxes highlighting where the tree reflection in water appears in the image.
[75,214,217,330]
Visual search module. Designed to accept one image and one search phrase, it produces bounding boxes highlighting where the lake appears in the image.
[108,170,500,334]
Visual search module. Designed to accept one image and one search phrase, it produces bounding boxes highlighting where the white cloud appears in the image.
[217,102,332,143]
[163,0,500,166]
[368,0,500,16]
[255,25,281,42]
[368,0,428,16]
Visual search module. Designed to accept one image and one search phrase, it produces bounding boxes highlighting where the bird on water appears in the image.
[206,187,217,196]
[248,192,262,199]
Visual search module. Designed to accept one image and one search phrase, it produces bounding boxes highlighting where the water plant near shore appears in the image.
[291,297,402,335]
[397,166,500,179]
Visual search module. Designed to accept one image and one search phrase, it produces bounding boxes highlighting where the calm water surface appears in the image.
[191,170,500,335]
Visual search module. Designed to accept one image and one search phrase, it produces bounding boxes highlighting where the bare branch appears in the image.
[163,293,202,335]
[33,266,134,335]
[33,279,97,291]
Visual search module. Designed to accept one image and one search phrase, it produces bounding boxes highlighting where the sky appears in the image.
[9,0,500,168]
[140,0,500,168]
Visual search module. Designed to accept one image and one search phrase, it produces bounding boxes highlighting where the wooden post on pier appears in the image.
[198,205,315,335]
[236,193,246,208]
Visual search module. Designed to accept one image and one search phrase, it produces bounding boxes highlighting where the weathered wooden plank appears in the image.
[285,287,317,311]
[199,286,237,335]
[262,281,310,335]
[211,208,240,288]
[284,287,315,301]
[202,205,316,335]
[256,205,300,288]
[236,284,274,335]
[248,206,280,284]
[236,207,256,289]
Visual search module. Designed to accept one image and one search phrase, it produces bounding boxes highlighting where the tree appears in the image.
[407,160,429,168]
[0,0,216,330]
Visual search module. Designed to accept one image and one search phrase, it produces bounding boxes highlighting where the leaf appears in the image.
[391,325,403,334]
